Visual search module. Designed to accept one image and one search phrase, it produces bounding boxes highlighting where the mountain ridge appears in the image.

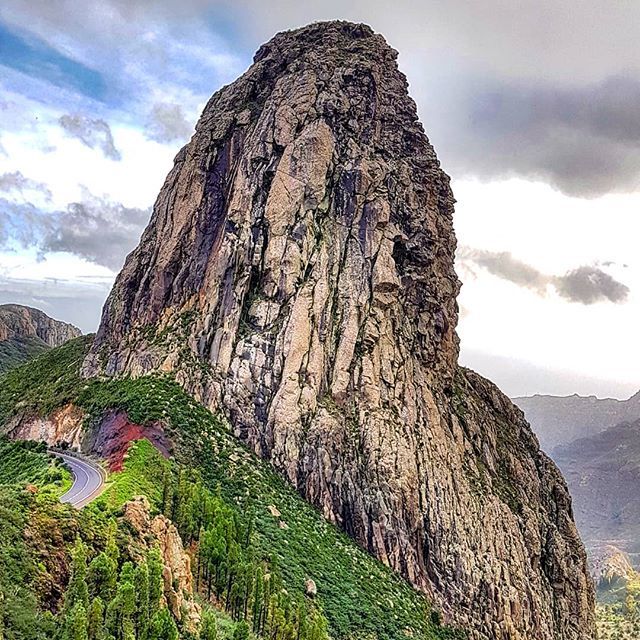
[514,391,640,451]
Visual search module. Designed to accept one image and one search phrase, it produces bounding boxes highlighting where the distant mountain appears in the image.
[513,392,640,450]
[0,304,81,373]
[554,419,640,565]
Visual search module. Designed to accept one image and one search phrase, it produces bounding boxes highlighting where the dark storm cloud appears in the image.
[41,194,150,270]
[459,248,629,305]
[430,75,640,197]
[0,193,149,270]
[145,103,193,143]
[59,114,121,160]
[0,171,52,199]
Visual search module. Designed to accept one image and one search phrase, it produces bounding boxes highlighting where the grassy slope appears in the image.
[0,336,463,640]
[0,336,49,374]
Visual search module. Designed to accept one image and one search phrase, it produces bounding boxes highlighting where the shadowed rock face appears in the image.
[85,21,595,639]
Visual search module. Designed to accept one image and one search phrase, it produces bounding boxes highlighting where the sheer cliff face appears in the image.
[0,304,81,346]
[85,22,594,639]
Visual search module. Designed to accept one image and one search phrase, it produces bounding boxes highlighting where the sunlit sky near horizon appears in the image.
[1,1,639,399]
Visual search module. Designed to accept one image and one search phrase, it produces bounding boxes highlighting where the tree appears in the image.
[134,562,151,640]
[64,540,90,616]
[65,603,89,640]
[232,620,249,640]
[87,553,117,603]
[147,548,164,616]
[199,610,218,640]
[87,598,104,640]
[148,608,178,640]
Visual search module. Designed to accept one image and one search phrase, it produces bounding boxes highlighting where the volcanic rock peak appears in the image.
[86,21,595,640]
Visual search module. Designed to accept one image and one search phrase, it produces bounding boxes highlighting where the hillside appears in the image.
[0,335,462,640]
[554,419,640,564]
[513,392,640,451]
[0,304,81,373]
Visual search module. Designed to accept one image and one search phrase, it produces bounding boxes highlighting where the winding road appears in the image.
[56,452,106,508]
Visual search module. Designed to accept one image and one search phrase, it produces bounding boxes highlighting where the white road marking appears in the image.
[56,452,106,508]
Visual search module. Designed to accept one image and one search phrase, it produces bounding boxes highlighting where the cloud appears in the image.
[145,103,193,143]
[41,192,150,270]
[459,247,629,305]
[0,191,149,270]
[0,199,50,248]
[427,74,640,198]
[59,114,121,160]
[554,266,629,305]
[0,171,52,200]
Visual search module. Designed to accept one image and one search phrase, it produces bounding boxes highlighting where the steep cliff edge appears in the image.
[0,304,81,373]
[84,21,595,639]
[0,304,80,347]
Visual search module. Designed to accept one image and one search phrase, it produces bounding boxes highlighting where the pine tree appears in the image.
[88,553,117,603]
[199,610,218,640]
[105,521,120,566]
[87,598,104,640]
[119,562,135,586]
[105,592,122,640]
[134,562,151,640]
[65,602,89,640]
[147,548,164,616]
[148,609,178,640]
[252,566,264,634]
[64,539,90,617]
[232,620,249,640]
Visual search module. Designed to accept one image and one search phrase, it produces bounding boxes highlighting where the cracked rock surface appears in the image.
[85,21,595,639]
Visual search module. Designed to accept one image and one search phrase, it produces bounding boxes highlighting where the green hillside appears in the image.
[0,336,464,640]
[0,335,50,374]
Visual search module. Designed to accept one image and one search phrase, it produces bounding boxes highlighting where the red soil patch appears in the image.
[92,410,172,471]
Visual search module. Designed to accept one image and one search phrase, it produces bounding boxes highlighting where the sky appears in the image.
[0,1,639,399]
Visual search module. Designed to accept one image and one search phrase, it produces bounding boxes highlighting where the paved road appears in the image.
[56,452,105,508]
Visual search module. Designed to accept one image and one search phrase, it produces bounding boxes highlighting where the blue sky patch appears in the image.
[0,21,108,102]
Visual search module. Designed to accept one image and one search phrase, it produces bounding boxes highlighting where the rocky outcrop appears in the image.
[85,21,595,639]
[123,496,201,632]
[0,304,81,347]
[7,404,85,449]
[590,545,636,588]
[90,410,172,471]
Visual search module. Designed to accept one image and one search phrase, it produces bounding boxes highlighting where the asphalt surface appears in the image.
[56,452,105,508]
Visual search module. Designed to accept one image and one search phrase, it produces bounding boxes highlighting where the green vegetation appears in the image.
[99,440,165,509]
[78,376,461,639]
[0,335,90,424]
[0,335,50,374]
[0,436,72,496]
[596,571,640,639]
[0,486,58,639]
[0,337,464,640]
